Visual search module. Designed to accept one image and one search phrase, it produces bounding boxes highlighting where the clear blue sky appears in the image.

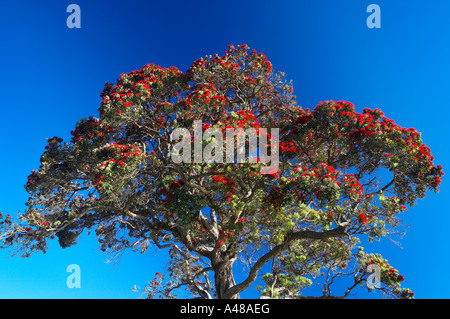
[0,0,449,298]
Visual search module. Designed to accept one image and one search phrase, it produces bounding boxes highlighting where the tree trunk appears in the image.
[214,259,240,299]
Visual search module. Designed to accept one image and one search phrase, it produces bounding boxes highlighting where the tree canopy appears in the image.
[0,44,443,299]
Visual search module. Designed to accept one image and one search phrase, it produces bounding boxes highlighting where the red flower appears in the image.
[267,172,279,179]
[169,180,184,189]
[358,213,367,225]
[265,167,279,179]
[294,115,311,125]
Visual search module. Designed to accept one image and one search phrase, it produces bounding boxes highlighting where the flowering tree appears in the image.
[0,45,443,299]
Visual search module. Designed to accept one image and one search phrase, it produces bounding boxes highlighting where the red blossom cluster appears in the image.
[44,136,64,150]
[262,163,340,207]
[266,170,279,180]
[93,172,106,187]
[341,174,363,197]
[339,108,381,139]
[217,229,235,249]
[159,179,185,207]
[279,141,299,154]
[211,174,237,203]
[90,143,145,189]
[216,109,261,132]
[401,289,415,298]
[284,100,442,179]
[212,175,235,188]
[358,213,368,225]
[367,258,404,282]
[185,44,280,123]
[100,142,143,158]
[169,179,185,190]
[176,83,226,113]
[187,44,272,85]
[100,63,185,118]
[38,221,49,227]
[26,170,38,186]
[70,118,112,145]
[217,238,226,249]
[294,114,311,125]
[264,186,285,207]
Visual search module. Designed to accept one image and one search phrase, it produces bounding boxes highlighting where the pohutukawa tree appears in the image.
[0,44,443,299]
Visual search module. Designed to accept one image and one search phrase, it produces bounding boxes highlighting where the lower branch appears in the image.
[223,226,347,299]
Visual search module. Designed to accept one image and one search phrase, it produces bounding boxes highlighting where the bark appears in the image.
[213,256,239,299]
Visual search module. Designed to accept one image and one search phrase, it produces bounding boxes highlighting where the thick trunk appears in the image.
[214,260,240,299]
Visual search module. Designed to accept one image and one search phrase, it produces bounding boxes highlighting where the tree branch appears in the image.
[223,226,347,299]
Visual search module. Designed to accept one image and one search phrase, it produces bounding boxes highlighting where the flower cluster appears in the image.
[26,170,39,188]
[44,136,64,150]
[100,63,186,119]
[294,163,341,203]
[71,117,110,143]
[357,248,412,298]
[91,142,145,192]
[341,174,363,199]
[158,179,187,207]
[187,44,272,85]
[398,288,415,299]
[263,163,342,210]
[279,141,299,154]
[358,213,368,225]
[175,83,227,114]
[186,44,282,118]
[283,100,443,206]
[294,114,311,125]
[368,257,405,284]
[264,185,285,208]
[211,174,237,204]
[216,109,261,132]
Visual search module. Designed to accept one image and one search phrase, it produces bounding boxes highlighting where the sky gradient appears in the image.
[0,0,449,298]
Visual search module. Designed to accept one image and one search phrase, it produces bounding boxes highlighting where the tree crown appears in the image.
[0,44,443,299]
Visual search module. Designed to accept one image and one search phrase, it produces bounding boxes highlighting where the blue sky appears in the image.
[0,0,449,298]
